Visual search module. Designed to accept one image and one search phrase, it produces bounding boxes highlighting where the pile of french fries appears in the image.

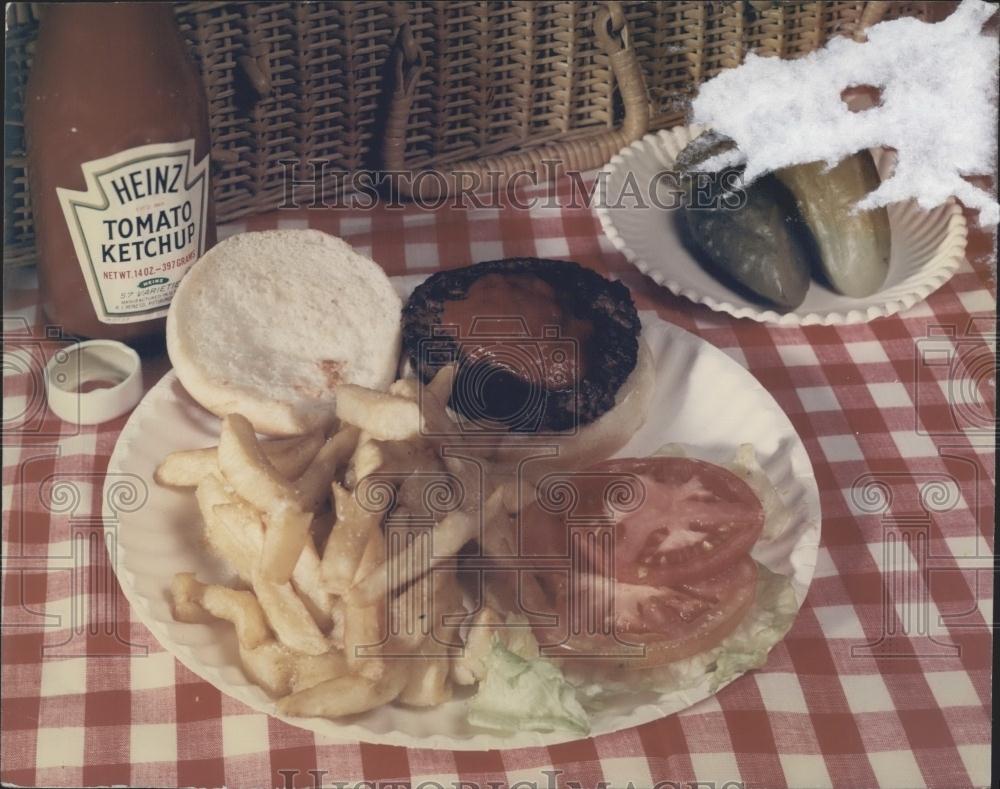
[158,372,543,718]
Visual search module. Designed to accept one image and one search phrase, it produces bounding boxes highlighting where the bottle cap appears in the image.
[45,340,143,425]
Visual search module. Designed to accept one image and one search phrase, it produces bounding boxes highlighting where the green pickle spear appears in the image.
[775,151,891,298]
[675,133,811,311]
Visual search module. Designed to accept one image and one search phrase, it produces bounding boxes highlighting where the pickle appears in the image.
[674,133,811,311]
[775,151,890,298]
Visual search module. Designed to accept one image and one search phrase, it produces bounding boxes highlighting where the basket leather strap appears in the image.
[382,1,651,200]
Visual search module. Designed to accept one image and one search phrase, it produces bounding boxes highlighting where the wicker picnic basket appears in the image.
[4,1,936,269]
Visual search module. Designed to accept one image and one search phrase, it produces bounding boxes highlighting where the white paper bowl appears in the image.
[105,277,821,749]
[596,125,968,326]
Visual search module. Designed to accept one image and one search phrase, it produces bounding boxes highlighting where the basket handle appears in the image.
[852,0,889,40]
[382,1,650,200]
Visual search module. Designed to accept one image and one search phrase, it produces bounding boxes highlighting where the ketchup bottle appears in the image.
[25,2,215,345]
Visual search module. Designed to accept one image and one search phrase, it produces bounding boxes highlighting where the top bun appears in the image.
[167,229,401,435]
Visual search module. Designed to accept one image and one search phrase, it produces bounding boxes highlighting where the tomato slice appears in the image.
[516,456,764,667]
[534,556,758,668]
[521,456,764,587]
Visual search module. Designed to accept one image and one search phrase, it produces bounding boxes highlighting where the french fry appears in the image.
[427,568,466,654]
[261,434,317,454]
[170,573,271,650]
[157,433,323,488]
[451,606,504,685]
[451,581,540,686]
[343,603,385,681]
[252,572,330,656]
[396,466,455,515]
[419,364,456,437]
[289,650,350,694]
[477,495,551,616]
[388,566,432,653]
[381,439,445,483]
[499,474,538,515]
[309,509,334,547]
[320,483,382,595]
[277,664,408,718]
[292,424,359,511]
[476,488,518,558]
[346,432,438,489]
[347,439,386,487]
[239,639,294,697]
[398,646,452,707]
[214,502,334,630]
[388,377,419,401]
[343,527,388,680]
[155,448,218,488]
[218,414,296,511]
[350,510,475,606]
[212,500,265,552]
[259,501,314,584]
[336,384,422,441]
[329,598,346,650]
[170,572,213,624]
[195,475,258,581]
[199,584,271,649]
[394,474,423,516]
[353,521,386,584]
[268,431,325,479]
[387,551,465,647]
[289,540,335,632]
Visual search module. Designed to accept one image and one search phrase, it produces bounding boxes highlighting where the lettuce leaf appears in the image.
[468,641,590,735]
[722,444,793,540]
[707,563,798,690]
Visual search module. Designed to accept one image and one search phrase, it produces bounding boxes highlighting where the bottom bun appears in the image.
[468,337,654,480]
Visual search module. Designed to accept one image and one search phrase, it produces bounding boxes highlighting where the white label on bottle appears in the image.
[57,139,210,324]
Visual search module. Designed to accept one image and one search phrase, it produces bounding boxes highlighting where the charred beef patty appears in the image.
[402,258,640,432]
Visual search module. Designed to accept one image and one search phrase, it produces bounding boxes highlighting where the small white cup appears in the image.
[44,340,143,425]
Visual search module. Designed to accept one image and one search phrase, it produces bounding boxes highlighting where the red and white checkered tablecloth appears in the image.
[2,176,995,789]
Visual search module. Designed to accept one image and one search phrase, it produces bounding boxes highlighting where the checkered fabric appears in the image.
[2,176,994,789]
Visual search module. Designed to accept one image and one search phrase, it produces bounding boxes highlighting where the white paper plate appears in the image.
[104,277,821,749]
[596,125,968,326]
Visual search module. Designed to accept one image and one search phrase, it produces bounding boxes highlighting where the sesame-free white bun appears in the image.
[167,230,402,435]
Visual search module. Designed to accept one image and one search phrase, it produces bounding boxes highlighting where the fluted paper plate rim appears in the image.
[596,125,968,326]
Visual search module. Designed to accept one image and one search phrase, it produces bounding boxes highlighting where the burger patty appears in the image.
[402,258,640,432]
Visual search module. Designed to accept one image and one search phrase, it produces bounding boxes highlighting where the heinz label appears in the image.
[57,139,209,323]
